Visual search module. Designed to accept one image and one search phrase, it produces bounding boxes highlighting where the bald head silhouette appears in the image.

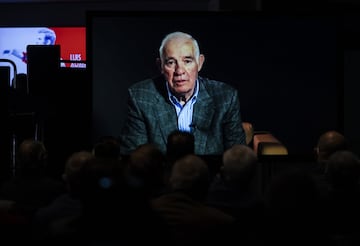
[316,130,347,163]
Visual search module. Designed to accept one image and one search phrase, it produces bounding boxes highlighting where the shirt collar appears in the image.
[166,79,199,105]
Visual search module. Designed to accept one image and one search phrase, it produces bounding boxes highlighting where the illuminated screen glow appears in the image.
[0,26,86,86]
[89,12,341,156]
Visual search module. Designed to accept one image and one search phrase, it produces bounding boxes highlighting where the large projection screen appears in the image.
[88,11,341,157]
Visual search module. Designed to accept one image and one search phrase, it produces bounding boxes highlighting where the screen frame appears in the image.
[87,10,344,159]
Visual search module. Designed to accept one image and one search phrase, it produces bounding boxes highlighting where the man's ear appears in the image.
[156,58,163,73]
[198,54,205,72]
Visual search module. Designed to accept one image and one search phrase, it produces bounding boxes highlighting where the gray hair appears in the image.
[222,144,258,184]
[170,154,209,191]
[159,31,201,63]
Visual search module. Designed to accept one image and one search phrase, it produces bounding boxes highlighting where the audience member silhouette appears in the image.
[165,130,195,185]
[68,157,168,245]
[166,130,195,162]
[207,144,262,217]
[323,150,360,244]
[326,150,360,189]
[315,130,347,171]
[92,135,121,159]
[151,154,235,246]
[32,151,94,241]
[206,144,264,245]
[312,130,348,204]
[0,139,66,219]
[126,143,166,198]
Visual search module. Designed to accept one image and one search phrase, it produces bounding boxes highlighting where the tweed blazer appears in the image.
[119,76,245,155]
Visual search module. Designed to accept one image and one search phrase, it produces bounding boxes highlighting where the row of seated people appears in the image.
[0,129,359,245]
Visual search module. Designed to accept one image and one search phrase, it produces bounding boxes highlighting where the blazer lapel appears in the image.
[153,77,178,144]
[155,100,178,145]
[192,79,215,153]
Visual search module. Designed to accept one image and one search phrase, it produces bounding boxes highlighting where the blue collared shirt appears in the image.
[167,80,199,132]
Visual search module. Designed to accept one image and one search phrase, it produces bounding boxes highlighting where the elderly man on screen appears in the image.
[120,31,246,155]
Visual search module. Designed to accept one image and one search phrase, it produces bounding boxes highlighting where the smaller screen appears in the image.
[0,26,86,86]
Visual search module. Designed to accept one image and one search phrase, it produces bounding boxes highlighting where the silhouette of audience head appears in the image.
[77,157,126,224]
[93,135,120,159]
[165,130,195,185]
[221,144,258,186]
[76,157,153,242]
[169,154,209,201]
[315,130,347,163]
[127,143,165,197]
[166,130,195,161]
[326,150,360,189]
[62,151,94,196]
[17,139,47,175]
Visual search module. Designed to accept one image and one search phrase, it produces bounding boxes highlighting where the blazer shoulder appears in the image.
[129,78,156,91]
[199,77,237,96]
[128,76,167,102]
[128,77,161,97]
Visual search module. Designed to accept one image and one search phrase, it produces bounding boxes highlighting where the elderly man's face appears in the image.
[161,38,204,100]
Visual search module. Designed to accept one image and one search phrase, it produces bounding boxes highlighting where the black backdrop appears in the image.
[88,11,341,157]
